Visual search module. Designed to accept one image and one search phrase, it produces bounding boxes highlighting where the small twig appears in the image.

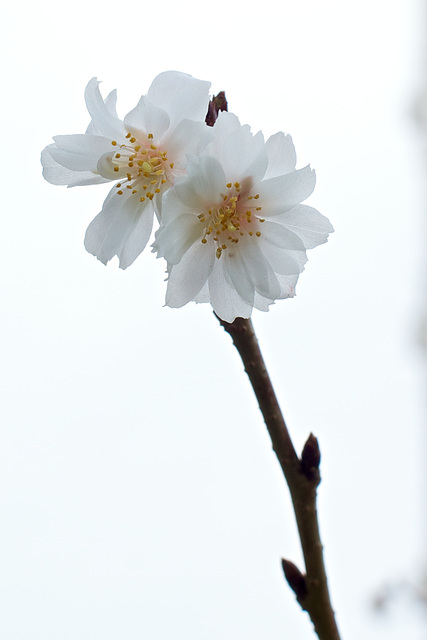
[217,315,341,640]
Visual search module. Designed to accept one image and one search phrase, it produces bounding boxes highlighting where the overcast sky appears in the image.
[1,0,427,638]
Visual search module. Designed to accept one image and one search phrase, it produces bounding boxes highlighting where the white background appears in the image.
[1,0,426,638]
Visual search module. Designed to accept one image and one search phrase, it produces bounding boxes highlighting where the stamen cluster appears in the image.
[198,182,265,259]
[110,133,172,202]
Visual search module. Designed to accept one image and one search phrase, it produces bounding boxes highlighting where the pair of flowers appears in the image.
[42,71,332,322]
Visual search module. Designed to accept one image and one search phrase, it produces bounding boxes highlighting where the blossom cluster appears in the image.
[42,71,333,322]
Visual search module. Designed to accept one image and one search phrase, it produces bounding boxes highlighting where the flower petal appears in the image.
[255,165,316,216]
[207,112,267,184]
[258,220,306,250]
[259,220,308,274]
[222,248,255,306]
[49,135,113,171]
[154,214,202,264]
[237,239,282,300]
[84,189,154,268]
[193,282,210,303]
[124,97,170,141]
[165,156,225,221]
[165,119,212,163]
[264,132,297,178]
[275,273,298,299]
[84,78,127,140]
[165,240,215,307]
[208,259,253,322]
[41,146,110,187]
[259,237,307,275]
[147,71,211,129]
[275,204,334,249]
[86,89,119,135]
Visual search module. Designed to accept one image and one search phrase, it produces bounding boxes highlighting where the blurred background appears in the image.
[1,0,426,638]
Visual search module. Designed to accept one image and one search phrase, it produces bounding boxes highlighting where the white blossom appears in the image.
[154,112,333,322]
[41,72,211,268]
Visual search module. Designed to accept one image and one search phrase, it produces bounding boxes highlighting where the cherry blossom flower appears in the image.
[41,72,212,269]
[154,112,333,322]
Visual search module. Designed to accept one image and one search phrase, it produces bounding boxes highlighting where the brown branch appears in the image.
[217,315,341,640]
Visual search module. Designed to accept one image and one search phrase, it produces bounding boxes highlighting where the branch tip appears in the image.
[301,433,321,484]
[205,91,228,127]
[282,558,307,601]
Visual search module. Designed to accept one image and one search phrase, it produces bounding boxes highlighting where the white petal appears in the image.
[223,248,255,305]
[237,239,282,300]
[207,112,267,184]
[259,220,306,251]
[147,71,211,128]
[153,189,165,221]
[255,165,316,216]
[210,111,242,138]
[124,97,170,140]
[41,146,110,187]
[165,241,215,307]
[86,89,119,135]
[165,119,212,161]
[252,291,274,312]
[259,235,307,275]
[193,282,210,303]
[84,78,127,140]
[208,259,253,322]
[275,273,298,299]
[155,214,202,264]
[169,156,225,217]
[275,204,334,249]
[264,132,297,178]
[84,189,154,268]
[50,135,113,171]
[252,273,298,313]
[118,196,156,269]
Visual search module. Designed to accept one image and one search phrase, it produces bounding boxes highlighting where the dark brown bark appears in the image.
[218,315,341,640]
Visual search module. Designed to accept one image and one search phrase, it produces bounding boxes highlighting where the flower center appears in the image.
[105,133,175,202]
[199,182,265,259]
